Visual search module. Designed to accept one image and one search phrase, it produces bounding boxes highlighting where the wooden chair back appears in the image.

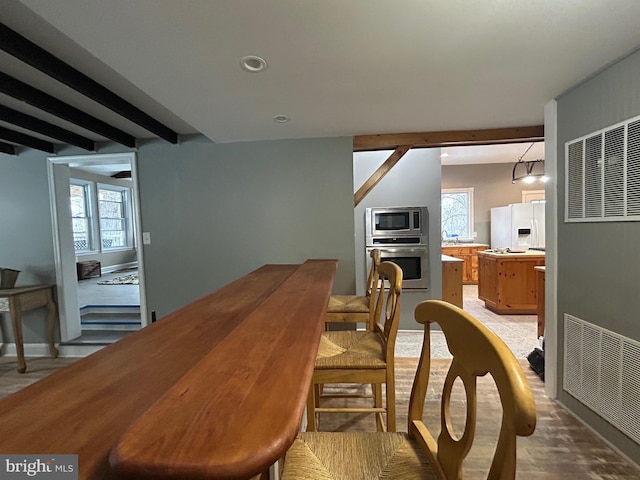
[409,300,536,479]
[371,261,402,360]
[364,248,382,330]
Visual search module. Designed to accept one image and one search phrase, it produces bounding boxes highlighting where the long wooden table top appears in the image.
[0,260,338,480]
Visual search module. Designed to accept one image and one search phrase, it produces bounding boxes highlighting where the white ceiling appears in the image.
[3,0,640,159]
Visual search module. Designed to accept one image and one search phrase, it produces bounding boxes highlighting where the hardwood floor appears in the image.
[317,358,640,479]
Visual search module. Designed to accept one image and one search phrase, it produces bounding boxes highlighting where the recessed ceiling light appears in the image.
[240,55,267,73]
[273,114,290,123]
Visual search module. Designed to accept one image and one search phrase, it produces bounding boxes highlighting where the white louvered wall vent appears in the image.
[565,115,640,222]
[564,314,640,445]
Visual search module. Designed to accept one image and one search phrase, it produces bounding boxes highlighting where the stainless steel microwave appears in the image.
[365,207,428,242]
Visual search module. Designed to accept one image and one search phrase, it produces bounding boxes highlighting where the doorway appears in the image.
[47,152,148,342]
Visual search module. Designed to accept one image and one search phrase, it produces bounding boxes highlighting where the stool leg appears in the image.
[306,382,316,431]
[373,383,384,432]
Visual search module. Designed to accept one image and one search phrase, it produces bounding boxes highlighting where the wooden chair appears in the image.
[325,248,381,330]
[307,261,403,433]
[285,300,537,479]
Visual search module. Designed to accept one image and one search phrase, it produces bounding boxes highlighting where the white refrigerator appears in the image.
[490,203,545,250]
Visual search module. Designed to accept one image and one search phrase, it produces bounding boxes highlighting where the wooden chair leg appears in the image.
[372,383,384,432]
[306,383,316,432]
[386,373,396,432]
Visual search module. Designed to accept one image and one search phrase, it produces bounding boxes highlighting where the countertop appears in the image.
[442,254,464,262]
[478,249,546,258]
[441,243,489,248]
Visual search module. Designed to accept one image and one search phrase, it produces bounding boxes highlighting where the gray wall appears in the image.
[556,47,640,461]
[0,150,57,342]
[353,149,442,330]
[137,135,355,318]
[442,162,545,245]
[0,135,354,342]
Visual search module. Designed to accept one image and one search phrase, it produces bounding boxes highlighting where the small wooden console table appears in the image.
[0,285,59,373]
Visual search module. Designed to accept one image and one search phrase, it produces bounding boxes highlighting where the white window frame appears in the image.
[97,183,133,251]
[522,189,546,203]
[441,187,475,240]
[70,179,96,253]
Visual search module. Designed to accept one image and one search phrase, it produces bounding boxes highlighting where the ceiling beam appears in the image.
[0,23,178,144]
[0,140,16,155]
[0,125,55,153]
[354,145,411,207]
[0,72,136,148]
[353,125,544,151]
[0,104,95,151]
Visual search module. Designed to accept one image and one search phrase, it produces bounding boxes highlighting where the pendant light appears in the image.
[512,142,547,184]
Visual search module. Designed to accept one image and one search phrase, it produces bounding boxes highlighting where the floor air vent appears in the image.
[564,314,640,445]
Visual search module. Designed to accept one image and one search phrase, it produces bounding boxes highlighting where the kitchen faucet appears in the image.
[441,230,448,242]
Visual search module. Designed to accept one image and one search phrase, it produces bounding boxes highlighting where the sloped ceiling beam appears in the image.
[354,145,411,207]
[353,125,544,151]
[0,23,178,144]
[0,104,95,151]
[0,140,16,155]
[0,125,54,153]
[0,72,136,147]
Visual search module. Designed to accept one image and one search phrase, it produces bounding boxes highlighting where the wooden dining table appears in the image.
[0,259,338,480]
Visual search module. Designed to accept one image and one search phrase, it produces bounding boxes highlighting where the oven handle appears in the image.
[366,246,428,254]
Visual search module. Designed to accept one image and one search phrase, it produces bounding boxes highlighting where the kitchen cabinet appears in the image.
[440,244,489,284]
[441,254,463,308]
[477,250,545,314]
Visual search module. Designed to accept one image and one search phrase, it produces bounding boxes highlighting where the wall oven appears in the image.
[365,206,430,290]
[366,245,429,290]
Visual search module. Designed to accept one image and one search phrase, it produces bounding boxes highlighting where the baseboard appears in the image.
[0,342,102,358]
[1,342,52,357]
[101,261,138,274]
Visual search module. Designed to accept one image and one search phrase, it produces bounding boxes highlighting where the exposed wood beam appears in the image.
[0,104,95,151]
[353,125,544,151]
[0,140,16,155]
[354,145,411,207]
[0,23,178,144]
[0,72,136,148]
[0,125,55,153]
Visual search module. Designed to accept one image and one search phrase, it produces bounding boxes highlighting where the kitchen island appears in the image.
[477,250,545,314]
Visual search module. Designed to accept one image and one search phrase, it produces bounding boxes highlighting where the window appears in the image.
[98,185,131,249]
[441,188,474,239]
[70,182,94,252]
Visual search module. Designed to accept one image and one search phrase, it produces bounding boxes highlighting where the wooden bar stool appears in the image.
[284,300,537,479]
[325,248,380,331]
[307,261,403,433]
